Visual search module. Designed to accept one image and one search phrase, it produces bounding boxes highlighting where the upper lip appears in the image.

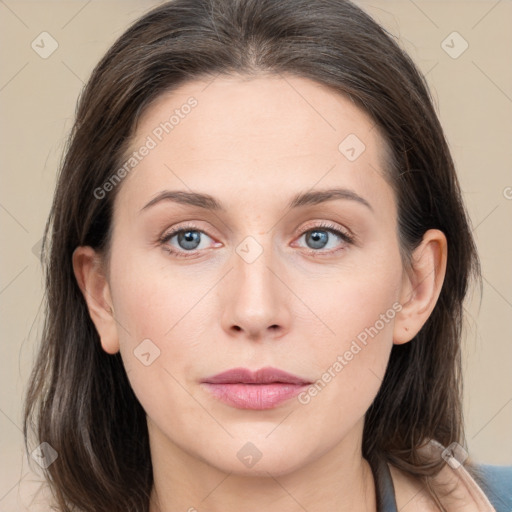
[202,366,311,385]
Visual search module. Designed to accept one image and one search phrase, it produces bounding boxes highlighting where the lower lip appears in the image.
[201,383,309,409]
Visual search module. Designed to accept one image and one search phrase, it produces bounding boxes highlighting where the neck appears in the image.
[148,418,377,512]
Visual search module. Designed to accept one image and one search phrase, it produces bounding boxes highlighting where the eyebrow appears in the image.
[139,187,373,214]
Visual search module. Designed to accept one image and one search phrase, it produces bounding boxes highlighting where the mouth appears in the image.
[201,366,312,410]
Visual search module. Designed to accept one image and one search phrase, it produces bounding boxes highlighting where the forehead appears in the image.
[114,74,394,217]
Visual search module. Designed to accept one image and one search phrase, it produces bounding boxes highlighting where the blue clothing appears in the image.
[476,464,512,511]
[371,457,512,511]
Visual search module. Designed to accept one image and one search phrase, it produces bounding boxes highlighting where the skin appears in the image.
[73,74,447,512]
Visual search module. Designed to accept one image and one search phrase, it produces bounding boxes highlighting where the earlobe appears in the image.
[393,229,448,345]
[72,246,120,354]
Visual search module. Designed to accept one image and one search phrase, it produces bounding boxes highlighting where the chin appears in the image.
[201,437,318,477]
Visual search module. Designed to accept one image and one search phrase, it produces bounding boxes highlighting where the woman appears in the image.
[23,0,512,510]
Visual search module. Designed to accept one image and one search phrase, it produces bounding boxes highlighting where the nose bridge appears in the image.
[235,235,278,315]
[221,234,290,338]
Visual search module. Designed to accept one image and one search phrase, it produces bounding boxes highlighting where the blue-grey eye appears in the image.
[161,228,214,254]
[176,230,202,250]
[306,230,330,249]
[300,227,347,251]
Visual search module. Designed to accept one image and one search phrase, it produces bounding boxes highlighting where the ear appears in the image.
[393,229,448,345]
[72,246,120,354]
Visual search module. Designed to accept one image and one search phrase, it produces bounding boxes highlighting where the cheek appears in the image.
[111,278,210,445]
[302,255,401,346]
[294,257,402,412]
[110,245,210,344]
[108,250,211,406]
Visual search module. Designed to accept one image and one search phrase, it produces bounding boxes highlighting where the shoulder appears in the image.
[388,461,512,512]
[388,463,440,511]
[472,463,512,512]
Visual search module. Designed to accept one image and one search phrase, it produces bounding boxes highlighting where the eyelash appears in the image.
[158,222,355,259]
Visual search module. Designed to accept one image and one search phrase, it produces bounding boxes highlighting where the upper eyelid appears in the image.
[299,220,353,235]
[162,221,350,237]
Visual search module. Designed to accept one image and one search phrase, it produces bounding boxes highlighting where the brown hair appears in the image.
[23,0,481,510]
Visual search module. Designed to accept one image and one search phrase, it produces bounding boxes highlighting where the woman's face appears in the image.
[102,74,409,475]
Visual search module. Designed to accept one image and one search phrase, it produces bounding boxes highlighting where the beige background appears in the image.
[1,0,511,509]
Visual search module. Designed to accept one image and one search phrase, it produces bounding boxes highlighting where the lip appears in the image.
[201,367,311,410]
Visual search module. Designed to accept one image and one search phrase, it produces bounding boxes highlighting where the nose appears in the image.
[220,240,292,341]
